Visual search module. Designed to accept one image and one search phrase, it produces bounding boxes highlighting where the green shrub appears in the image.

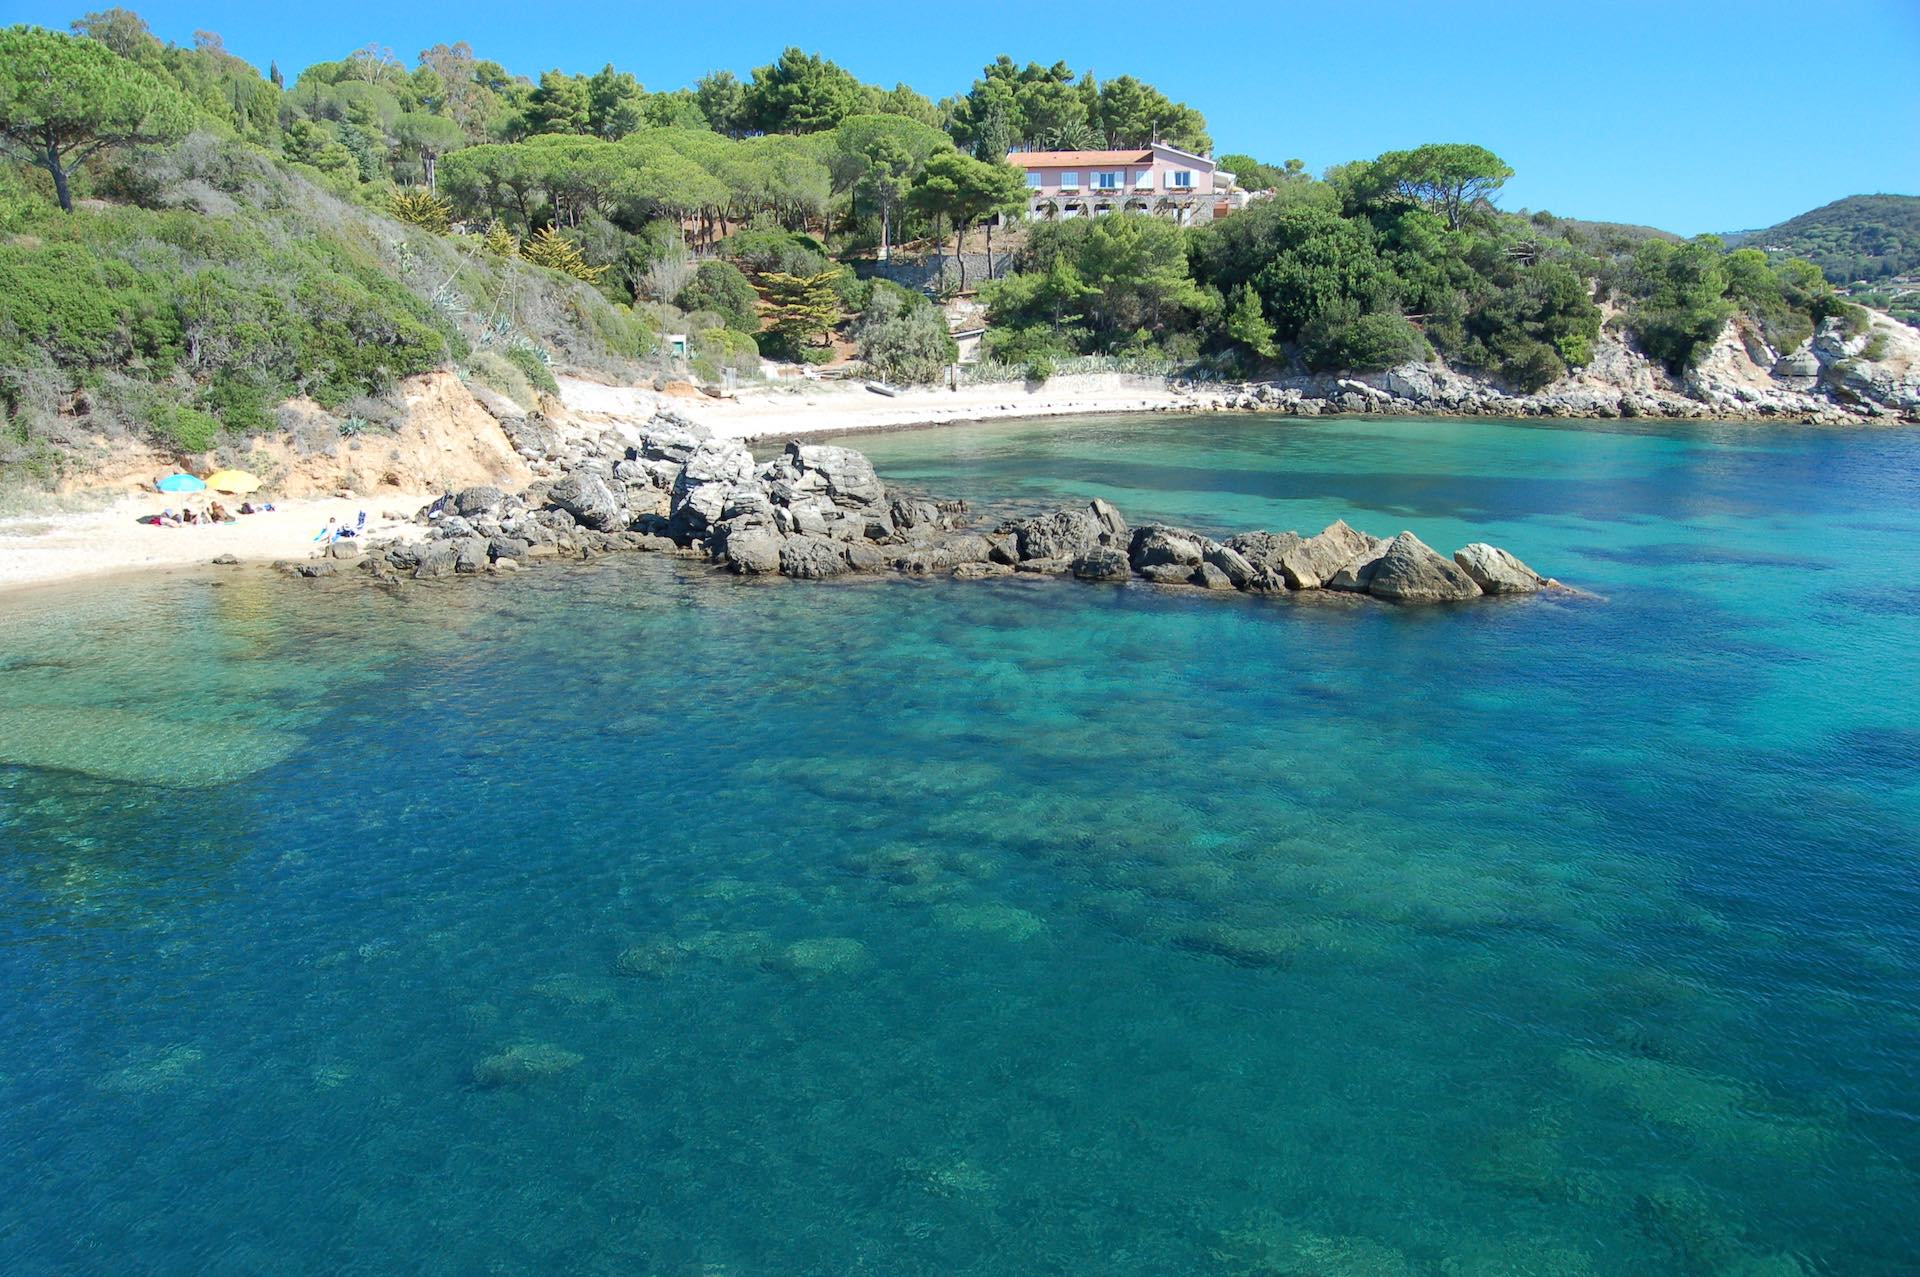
[154,404,221,454]
[1303,310,1428,372]
[674,259,760,333]
[721,228,831,280]
[504,345,559,397]
[853,288,955,385]
[1862,331,1890,362]
[197,374,279,433]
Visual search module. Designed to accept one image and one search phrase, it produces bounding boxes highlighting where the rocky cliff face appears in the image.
[1204,313,1920,425]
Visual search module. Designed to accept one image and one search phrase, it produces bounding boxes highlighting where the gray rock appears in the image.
[892,534,993,575]
[1227,530,1305,573]
[1203,544,1258,589]
[952,561,1014,580]
[783,442,887,507]
[547,474,622,532]
[1189,562,1236,590]
[411,542,457,579]
[1088,498,1128,542]
[724,528,784,575]
[1278,520,1374,589]
[1071,547,1131,581]
[889,496,940,532]
[325,540,362,560]
[453,536,491,574]
[1368,532,1483,601]
[296,561,336,579]
[1013,557,1073,574]
[453,485,505,517]
[1139,563,1193,585]
[1453,543,1546,594]
[1015,508,1104,561]
[487,535,531,562]
[1128,524,1207,570]
[1324,536,1391,593]
[210,553,239,565]
[669,442,758,541]
[779,536,851,580]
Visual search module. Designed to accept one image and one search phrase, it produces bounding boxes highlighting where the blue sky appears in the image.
[9,0,1917,234]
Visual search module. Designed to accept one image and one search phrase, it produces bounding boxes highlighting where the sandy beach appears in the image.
[0,374,1202,596]
[558,373,1198,442]
[0,496,427,596]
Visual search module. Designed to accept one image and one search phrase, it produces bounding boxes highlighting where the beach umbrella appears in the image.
[155,473,206,493]
[203,469,262,494]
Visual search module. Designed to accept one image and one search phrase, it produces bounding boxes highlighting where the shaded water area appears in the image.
[2,413,1918,1275]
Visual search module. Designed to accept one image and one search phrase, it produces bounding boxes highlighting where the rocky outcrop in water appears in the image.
[335,409,1557,605]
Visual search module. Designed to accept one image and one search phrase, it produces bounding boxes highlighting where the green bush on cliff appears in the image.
[503,345,560,397]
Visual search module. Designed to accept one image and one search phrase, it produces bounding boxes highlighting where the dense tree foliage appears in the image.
[1724,195,1920,285]
[944,57,1210,157]
[0,25,194,210]
[0,8,1892,476]
[854,284,956,384]
[674,258,759,333]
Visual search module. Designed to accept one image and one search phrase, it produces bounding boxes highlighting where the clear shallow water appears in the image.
[1,413,1917,1275]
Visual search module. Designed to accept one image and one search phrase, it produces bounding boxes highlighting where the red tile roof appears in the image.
[1005,150,1153,168]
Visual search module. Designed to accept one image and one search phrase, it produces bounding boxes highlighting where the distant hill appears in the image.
[1723,195,1920,285]
[1521,213,1681,256]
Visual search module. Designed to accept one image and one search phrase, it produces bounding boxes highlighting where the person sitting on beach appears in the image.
[208,501,231,523]
[314,516,340,543]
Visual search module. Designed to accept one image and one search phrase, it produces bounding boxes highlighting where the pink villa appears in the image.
[1004,143,1258,226]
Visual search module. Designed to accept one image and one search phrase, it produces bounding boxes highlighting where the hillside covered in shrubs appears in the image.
[0,10,1900,484]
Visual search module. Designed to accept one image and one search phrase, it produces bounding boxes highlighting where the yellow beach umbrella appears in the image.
[203,469,262,494]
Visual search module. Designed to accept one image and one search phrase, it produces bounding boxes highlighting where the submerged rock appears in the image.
[472,1042,582,1088]
[1368,532,1483,601]
[1453,542,1546,594]
[774,937,872,976]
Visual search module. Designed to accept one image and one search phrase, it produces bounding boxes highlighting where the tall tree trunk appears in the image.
[955,221,966,291]
[44,139,72,214]
[424,151,438,192]
[879,203,890,261]
[985,216,994,280]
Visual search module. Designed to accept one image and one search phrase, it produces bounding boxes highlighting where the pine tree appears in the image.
[1227,284,1276,359]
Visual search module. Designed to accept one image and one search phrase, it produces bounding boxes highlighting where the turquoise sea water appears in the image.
[1,413,1917,1275]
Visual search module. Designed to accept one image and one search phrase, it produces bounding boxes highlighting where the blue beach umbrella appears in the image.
[155,473,206,493]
